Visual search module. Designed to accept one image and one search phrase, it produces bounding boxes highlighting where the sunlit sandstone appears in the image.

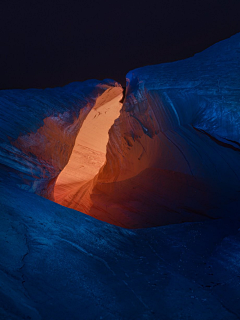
[54,86,123,203]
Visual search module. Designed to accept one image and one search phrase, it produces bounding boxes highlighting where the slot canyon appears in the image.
[2,34,240,229]
[1,33,240,319]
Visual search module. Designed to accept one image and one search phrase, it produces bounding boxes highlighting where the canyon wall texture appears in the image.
[54,87,122,202]
[57,33,240,228]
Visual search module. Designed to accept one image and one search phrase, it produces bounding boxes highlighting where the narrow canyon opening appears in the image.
[53,86,123,206]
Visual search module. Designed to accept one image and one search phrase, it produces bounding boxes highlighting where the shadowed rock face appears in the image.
[1,168,240,320]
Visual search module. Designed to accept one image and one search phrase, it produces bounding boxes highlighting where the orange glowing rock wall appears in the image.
[1,34,240,229]
[54,87,122,202]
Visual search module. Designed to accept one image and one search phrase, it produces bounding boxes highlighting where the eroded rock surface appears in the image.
[1,167,240,319]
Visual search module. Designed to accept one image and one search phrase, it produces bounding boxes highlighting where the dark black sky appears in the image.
[1,0,240,89]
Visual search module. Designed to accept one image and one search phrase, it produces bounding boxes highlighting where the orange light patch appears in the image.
[54,87,123,202]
